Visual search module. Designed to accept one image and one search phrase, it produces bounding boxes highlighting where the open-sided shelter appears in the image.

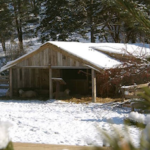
[1,42,149,101]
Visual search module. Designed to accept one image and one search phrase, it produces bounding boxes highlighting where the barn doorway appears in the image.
[62,69,91,96]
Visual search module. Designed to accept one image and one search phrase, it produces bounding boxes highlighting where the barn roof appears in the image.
[91,43,150,58]
[1,42,149,72]
[48,41,121,69]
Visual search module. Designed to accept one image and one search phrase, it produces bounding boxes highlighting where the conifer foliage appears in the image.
[0,0,150,53]
[38,0,87,42]
[115,0,150,41]
[0,0,12,52]
[9,0,40,53]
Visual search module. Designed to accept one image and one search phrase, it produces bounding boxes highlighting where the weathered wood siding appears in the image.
[16,48,84,67]
[12,68,61,96]
[11,46,88,96]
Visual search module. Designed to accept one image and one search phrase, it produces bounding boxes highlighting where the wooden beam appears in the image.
[13,66,88,69]
[9,68,13,98]
[49,65,53,99]
[92,69,96,102]
[51,66,88,69]
[55,82,60,99]
[13,66,49,69]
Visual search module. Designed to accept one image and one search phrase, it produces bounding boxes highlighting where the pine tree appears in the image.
[91,0,138,43]
[75,0,106,42]
[37,0,87,42]
[115,0,150,42]
[0,0,12,52]
[9,0,40,54]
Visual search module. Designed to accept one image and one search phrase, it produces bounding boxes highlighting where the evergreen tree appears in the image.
[9,0,40,54]
[80,0,149,43]
[92,0,140,43]
[28,0,41,17]
[115,0,150,42]
[0,0,12,52]
[37,0,87,42]
[75,0,106,42]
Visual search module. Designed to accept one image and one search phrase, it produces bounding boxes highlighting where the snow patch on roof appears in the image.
[91,43,150,58]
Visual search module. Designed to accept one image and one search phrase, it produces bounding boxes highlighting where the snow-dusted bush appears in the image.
[128,112,145,124]
[98,124,150,150]
[127,112,150,126]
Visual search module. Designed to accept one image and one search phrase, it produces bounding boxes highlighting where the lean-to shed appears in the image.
[0,42,131,101]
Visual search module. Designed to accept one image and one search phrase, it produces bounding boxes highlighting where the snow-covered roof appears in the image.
[91,43,150,58]
[1,42,150,72]
[48,41,121,70]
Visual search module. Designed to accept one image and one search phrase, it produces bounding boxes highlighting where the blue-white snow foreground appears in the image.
[0,100,141,146]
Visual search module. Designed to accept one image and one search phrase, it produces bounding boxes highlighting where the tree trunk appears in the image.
[18,30,24,54]
[90,0,95,43]
[12,0,24,55]
[1,38,6,52]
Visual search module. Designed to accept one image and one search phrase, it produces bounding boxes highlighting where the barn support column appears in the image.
[9,68,13,98]
[49,65,53,99]
[92,69,96,102]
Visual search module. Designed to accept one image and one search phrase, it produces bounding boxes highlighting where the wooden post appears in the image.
[56,81,60,99]
[17,68,20,89]
[86,69,89,82]
[9,68,13,98]
[92,69,96,102]
[49,65,53,99]
[121,88,125,102]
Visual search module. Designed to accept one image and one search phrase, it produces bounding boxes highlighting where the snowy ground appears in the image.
[0,99,141,146]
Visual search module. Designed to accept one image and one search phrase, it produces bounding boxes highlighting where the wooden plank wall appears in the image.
[12,68,61,95]
[12,47,86,95]
[17,48,84,67]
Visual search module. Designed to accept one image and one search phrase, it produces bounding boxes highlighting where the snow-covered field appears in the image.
[0,99,141,146]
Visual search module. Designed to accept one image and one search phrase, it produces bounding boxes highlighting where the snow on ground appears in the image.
[0,99,141,146]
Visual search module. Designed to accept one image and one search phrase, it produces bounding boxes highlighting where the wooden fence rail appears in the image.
[0,75,9,89]
[121,82,149,101]
[13,143,110,150]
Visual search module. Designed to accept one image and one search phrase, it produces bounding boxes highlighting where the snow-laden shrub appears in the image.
[0,121,13,150]
[129,112,145,124]
[97,124,150,150]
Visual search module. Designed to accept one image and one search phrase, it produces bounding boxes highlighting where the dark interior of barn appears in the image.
[61,69,91,96]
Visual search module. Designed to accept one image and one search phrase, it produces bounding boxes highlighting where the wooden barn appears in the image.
[1,41,134,102]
